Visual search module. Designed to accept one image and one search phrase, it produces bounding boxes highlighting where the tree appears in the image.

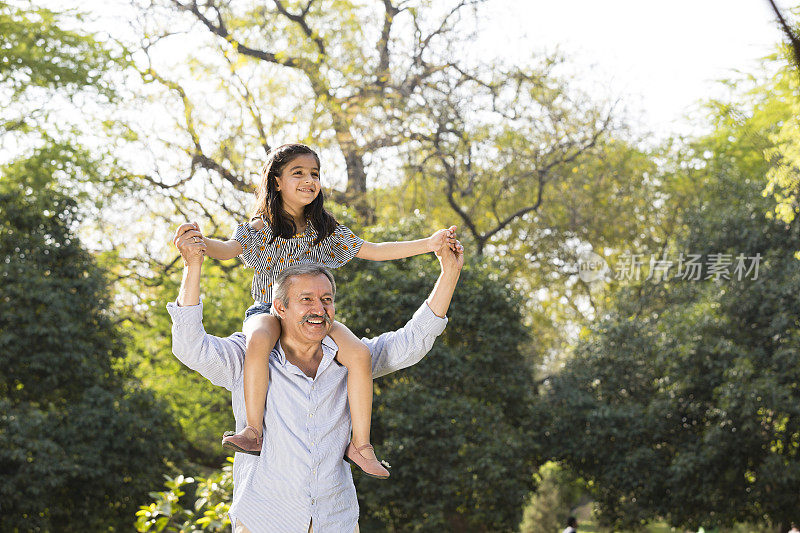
[761,57,800,231]
[152,0,489,205]
[765,1,800,83]
[0,185,183,531]
[541,65,800,530]
[0,0,116,134]
[0,7,185,527]
[0,1,132,205]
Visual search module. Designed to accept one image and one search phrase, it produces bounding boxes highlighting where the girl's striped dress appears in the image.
[233,220,364,303]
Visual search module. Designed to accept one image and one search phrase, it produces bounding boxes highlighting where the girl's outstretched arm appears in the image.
[355,225,458,261]
[203,237,243,261]
[182,222,244,261]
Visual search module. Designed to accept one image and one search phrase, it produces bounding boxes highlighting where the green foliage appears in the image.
[760,52,800,226]
[1,1,135,213]
[135,460,233,533]
[0,0,120,139]
[519,462,590,533]
[0,185,182,531]
[0,1,116,94]
[542,80,800,530]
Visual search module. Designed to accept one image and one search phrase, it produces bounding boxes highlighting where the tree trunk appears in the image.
[341,145,373,221]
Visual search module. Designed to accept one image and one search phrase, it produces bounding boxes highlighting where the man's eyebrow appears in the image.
[297,291,333,297]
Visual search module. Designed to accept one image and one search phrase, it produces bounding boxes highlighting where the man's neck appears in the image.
[280,333,324,378]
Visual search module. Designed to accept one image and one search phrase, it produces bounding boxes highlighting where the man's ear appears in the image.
[272,298,285,319]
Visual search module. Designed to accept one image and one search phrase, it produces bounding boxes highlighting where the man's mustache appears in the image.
[299,312,333,326]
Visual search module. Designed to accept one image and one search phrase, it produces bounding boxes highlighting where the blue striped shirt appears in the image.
[233,221,364,303]
[167,300,448,533]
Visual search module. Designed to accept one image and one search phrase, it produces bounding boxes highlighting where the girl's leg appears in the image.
[243,313,281,433]
[330,321,372,447]
[222,313,280,455]
[330,321,390,479]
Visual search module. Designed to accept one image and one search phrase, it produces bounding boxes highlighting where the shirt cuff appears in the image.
[415,302,448,336]
[166,299,204,326]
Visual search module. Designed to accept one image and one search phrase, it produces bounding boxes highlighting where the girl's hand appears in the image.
[173,221,207,266]
[427,225,458,253]
[435,239,464,272]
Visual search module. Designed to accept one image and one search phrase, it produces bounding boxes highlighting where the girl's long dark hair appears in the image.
[253,143,338,246]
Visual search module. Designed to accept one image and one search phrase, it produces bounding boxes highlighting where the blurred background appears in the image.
[3,0,800,531]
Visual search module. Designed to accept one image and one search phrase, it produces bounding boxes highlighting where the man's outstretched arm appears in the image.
[167,222,245,391]
[425,235,463,318]
[366,238,464,379]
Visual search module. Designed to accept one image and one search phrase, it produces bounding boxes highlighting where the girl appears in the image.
[197,143,457,479]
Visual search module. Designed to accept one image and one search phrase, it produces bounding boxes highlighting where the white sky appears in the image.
[475,0,793,139]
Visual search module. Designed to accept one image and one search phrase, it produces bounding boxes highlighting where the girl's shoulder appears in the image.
[234,217,274,243]
[248,218,266,231]
[240,217,272,236]
[336,223,359,236]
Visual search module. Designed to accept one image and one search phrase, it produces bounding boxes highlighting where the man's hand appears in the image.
[427,225,458,253]
[173,221,207,267]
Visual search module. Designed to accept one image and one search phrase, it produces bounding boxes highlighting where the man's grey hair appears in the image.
[272,263,336,310]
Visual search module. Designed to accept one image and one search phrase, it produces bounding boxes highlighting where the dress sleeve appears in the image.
[232,222,258,269]
[322,224,364,268]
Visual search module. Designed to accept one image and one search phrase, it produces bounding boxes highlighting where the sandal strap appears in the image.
[354,443,374,453]
[245,425,262,441]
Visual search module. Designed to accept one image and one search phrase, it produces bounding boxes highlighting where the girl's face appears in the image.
[274,153,321,211]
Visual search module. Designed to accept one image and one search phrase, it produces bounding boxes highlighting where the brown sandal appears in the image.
[222,425,263,456]
[344,442,391,479]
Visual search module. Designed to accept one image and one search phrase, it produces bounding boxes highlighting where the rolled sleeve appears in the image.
[365,302,448,379]
[167,300,246,391]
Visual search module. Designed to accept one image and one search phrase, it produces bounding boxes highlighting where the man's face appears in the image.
[275,273,335,342]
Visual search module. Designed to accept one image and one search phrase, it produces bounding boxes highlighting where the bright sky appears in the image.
[476,0,793,139]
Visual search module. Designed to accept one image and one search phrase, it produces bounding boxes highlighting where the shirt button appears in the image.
[311,499,316,505]
[309,413,313,418]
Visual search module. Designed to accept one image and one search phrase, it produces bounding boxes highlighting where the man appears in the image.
[563,516,578,533]
[169,224,464,533]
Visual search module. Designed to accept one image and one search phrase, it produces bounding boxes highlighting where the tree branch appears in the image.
[144,65,251,192]
[172,0,305,68]
[273,0,326,56]
[766,0,800,79]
